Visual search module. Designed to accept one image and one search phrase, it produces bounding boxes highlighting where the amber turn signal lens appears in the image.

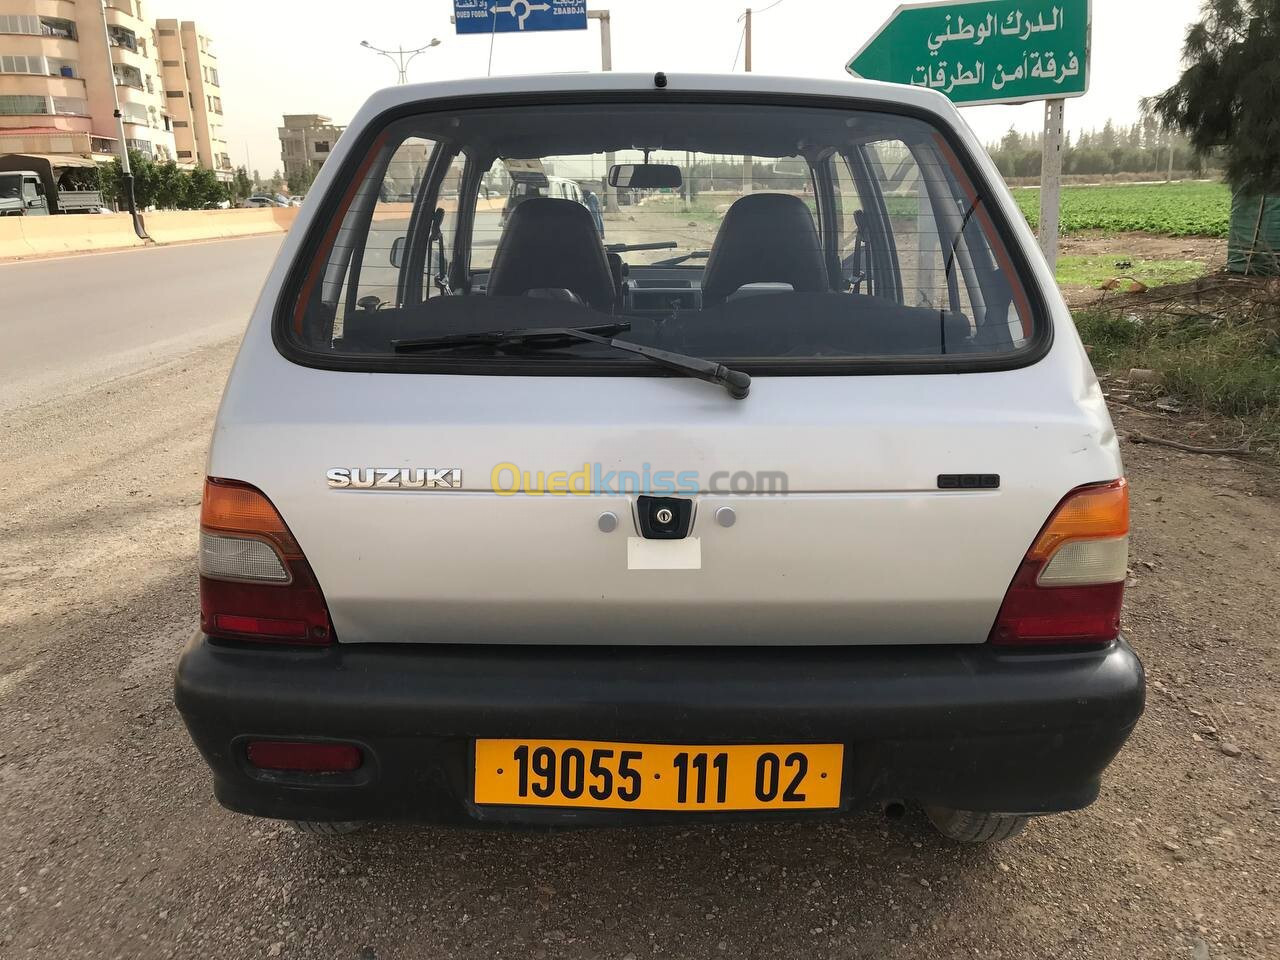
[1025,478,1129,562]
[201,478,300,557]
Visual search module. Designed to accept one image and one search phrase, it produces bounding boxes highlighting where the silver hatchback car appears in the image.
[176,73,1143,842]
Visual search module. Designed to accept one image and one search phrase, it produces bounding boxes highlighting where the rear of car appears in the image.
[175,73,1143,840]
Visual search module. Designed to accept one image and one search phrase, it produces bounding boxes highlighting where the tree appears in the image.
[1153,0,1280,192]
[100,149,158,209]
[1099,119,1118,151]
[152,160,191,210]
[286,163,317,197]
[188,167,227,208]
[230,166,253,204]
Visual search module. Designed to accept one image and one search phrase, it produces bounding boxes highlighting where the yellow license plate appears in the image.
[473,739,843,811]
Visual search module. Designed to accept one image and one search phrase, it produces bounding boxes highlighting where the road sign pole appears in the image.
[589,9,617,214]
[1039,98,1065,275]
[742,8,753,196]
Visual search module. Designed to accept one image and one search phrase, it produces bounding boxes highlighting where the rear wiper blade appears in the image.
[393,322,630,352]
[394,323,750,400]
[651,250,710,267]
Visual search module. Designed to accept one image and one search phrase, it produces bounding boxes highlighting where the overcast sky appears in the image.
[152,0,1203,178]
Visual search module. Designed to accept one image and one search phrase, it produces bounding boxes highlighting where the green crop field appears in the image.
[1011,181,1231,237]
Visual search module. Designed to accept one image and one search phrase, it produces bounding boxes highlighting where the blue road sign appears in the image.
[454,0,588,35]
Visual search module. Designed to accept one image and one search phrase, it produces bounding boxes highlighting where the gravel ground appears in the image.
[1,336,1277,960]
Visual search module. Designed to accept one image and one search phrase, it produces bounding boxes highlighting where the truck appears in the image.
[0,154,104,215]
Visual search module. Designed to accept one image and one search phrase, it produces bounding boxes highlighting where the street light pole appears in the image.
[359,38,441,85]
[100,1,147,239]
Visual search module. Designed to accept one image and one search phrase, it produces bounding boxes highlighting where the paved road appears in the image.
[0,238,1276,959]
[0,235,282,410]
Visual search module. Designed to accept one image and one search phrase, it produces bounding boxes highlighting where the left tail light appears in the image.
[198,478,333,645]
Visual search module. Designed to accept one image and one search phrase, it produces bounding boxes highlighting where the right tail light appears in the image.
[990,479,1129,647]
[198,478,334,645]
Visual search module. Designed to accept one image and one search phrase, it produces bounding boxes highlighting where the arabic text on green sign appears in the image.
[848,0,1090,106]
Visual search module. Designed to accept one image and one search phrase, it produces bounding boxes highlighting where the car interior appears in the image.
[293,102,1033,364]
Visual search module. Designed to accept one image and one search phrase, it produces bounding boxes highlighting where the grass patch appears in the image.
[1056,255,1209,288]
[1075,297,1280,445]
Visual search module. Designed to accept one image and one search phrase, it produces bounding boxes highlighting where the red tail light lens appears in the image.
[990,479,1129,647]
[246,740,362,772]
[199,478,333,645]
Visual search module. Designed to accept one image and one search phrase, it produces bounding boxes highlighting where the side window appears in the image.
[331,136,438,315]
[425,153,467,299]
[830,156,865,290]
[22,178,39,201]
[472,161,503,273]
[864,140,947,310]
[862,139,978,324]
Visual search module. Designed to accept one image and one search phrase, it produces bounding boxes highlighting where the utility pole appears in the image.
[100,2,146,239]
[589,10,616,214]
[742,8,753,197]
[360,38,441,85]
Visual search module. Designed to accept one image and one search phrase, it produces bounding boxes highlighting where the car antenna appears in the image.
[654,71,668,88]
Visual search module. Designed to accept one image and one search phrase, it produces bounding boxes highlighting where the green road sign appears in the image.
[848,0,1091,106]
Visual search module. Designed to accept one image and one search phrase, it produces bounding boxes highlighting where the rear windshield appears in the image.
[281,99,1040,373]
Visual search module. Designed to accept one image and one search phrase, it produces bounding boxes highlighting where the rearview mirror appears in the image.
[608,163,683,190]
[390,236,405,269]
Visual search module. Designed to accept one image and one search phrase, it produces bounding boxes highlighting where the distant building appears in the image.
[0,1,231,178]
[155,19,232,180]
[279,114,344,181]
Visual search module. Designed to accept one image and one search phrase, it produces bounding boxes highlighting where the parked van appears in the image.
[502,173,588,223]
[176,73,1144,843]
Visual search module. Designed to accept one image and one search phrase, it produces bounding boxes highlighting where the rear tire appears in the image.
[289,820,366,836]
[925,806,1029,843]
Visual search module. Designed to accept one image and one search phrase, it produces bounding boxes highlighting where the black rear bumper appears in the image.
[174,635,1144,825]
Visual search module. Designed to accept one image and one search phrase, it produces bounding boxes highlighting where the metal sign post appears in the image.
[847,0,1091,274]
[1040,98,1065,271]
[742,7,753,197]
[589,9,617,214]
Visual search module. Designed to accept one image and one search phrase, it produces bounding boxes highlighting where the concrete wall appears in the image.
[0,199,499,260]
[0,207,299,259]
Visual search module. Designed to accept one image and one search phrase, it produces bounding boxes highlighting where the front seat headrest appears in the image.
[701,193,829,307]
[487,197,616,309]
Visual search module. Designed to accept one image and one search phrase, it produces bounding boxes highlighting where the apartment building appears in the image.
[155,18,230,179]
[0,2,228,177]
[279,114,344,181]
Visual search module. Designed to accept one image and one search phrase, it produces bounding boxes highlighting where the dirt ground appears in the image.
[1,329,1277,960]
[1059,234,1228,307]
